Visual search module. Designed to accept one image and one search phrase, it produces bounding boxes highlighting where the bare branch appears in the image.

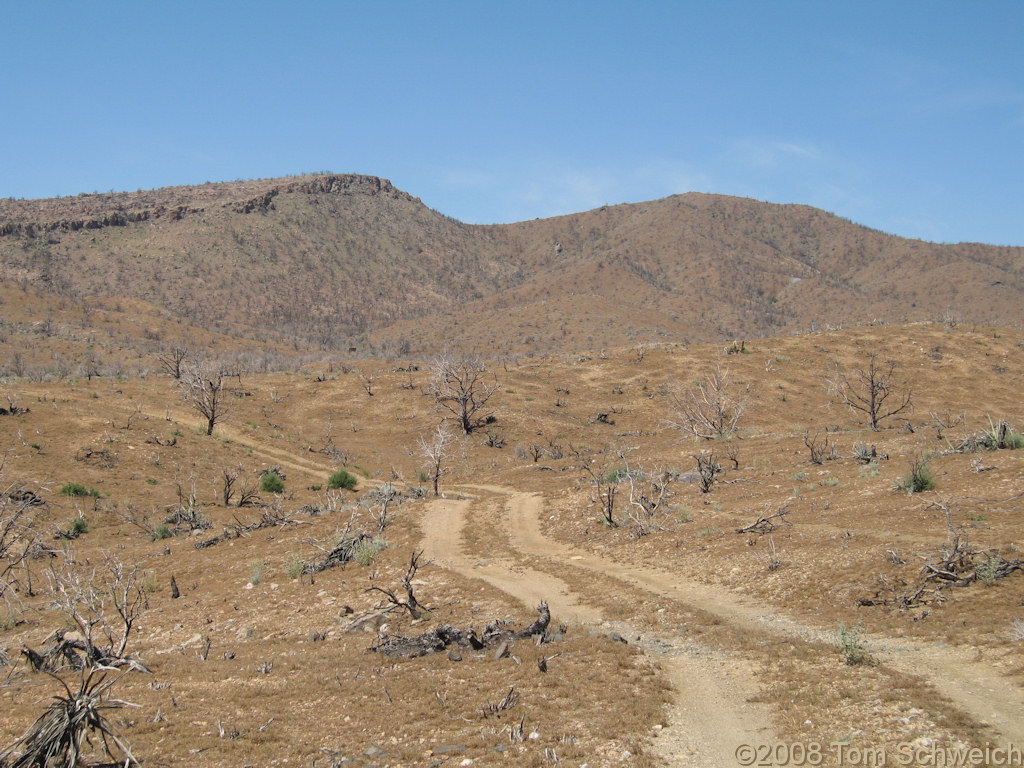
[47,556,150,671]
[694,451,722,493]
[573,447,621,527]
[427,351,499,434]
[179,361,231,435]
[417,423,456,497]
[0,479,43,616]
[666,365,747,440]
[826,353,913,431]
[157,345,189,379]
[367,550,432,619]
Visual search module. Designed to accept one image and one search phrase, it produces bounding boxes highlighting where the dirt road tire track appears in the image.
[499,490,1024,745]
[421,491,777,766]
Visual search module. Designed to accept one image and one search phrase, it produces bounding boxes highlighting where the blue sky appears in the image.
[3,2,1022,244]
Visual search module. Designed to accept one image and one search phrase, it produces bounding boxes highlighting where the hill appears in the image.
[1,324,1023,765]
[1,173,1022,372]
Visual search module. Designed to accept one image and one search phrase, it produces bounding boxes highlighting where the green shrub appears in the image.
[354,538,387,566]
[249,559,266,585]
[285,552,305,579]
[260,472,284,494]
[836,621,872,665]
[959,418,1024,452]
[327,469,357,491]
[859,461,880,479]
[985,419,1024,450]
[895,459,935,494]
[60,483,99,498]
[604,467,627,484]
[65,517,89,537]
[151,523,173,541]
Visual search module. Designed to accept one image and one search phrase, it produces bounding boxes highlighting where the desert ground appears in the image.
[1,321,1023,767]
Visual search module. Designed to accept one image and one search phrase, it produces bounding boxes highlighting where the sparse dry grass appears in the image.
[0,323,1023,764]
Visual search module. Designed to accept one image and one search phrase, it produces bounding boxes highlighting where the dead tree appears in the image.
[417,423,455,497]
[222,466,241,506]
[45,557,150,673]
[179,361,230,435]
[621,457,673,537]
[359,372,375,397]
[826,353,913,431]
[694,451,722,493]
[10,539,145,768]
[427,351,499,434]
[367,550,432,619]
[803,430,838,464]
[667,365,747,439]
[365,484,399,532]
[157,345,189,380]
[221,466,257,507]
[162,477,210,534]
[929,410,964,441]
[0,479,41,616]
[736,502,792,534]
[576,450,620,527]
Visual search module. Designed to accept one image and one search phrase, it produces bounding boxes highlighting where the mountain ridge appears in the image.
[1,173,1021,364]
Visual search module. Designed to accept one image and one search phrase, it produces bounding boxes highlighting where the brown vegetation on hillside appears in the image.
[1,174,1021,375]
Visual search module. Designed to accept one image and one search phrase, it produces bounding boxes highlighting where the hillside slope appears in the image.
[1,174,1021,364]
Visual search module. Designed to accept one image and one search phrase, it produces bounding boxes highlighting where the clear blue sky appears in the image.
[3,2,1022,245]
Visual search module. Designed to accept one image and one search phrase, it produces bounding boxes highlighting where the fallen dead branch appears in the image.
[366,550,431,618]
[371,602,551,658]
[736,502,792,534]
[194,505,299,549]
[858,499,1023,609]
[302,531,373,574]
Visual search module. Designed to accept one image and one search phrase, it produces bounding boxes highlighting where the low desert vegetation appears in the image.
[0,323,1022,765]
[835,620,872,666]
[326,468,357,491]
[58,483,98,498]
[259,471,284,494]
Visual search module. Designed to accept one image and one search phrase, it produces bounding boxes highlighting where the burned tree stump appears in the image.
[303,532,372,574]
[371,602,551,658]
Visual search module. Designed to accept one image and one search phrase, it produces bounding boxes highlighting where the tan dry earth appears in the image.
[2,323,1024,767]
[423,487,777,766]
[423,483,1024,765]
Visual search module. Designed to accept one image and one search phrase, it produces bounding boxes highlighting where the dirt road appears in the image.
[421,485,1024,764]
[421,491,776,766]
